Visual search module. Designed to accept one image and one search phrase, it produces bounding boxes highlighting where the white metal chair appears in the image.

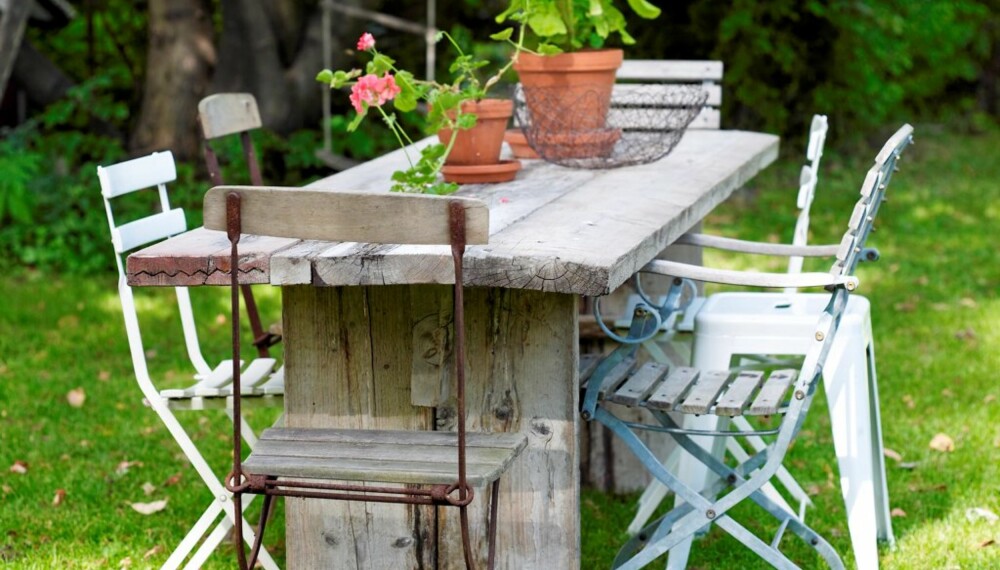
[581,124,912,568]
[98,151,283,570]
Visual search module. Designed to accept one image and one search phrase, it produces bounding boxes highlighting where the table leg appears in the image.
[281,285,580,569]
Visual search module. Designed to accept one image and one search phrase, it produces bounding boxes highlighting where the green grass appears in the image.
[2,125,998,568]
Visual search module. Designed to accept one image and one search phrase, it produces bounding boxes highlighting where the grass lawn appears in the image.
[1,124,998,568]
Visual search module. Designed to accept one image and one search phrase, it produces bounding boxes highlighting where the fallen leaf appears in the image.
[902,394,915,409]
[941,388,954,398]
[52,489,66,507]
[966,507,999,524]
[98,370,111,382]
[9,461,28,474]
[115,460,143,475]
[79,439,91,448]
[215,314,227,325]
[119,556,132,569]
[884,448,903,462]
[142,545,164,560]
[984,394,996,404]
[891,508,907,517]
[805,484,822,496]
[894,300,917,313]
[916,275,929,286]
[954,327,977,341]
[130,499,168,515]
[959,297,978,308]
[142,482,157,496]
[931,302,950,312]
[980,539,996,548]
[163,473,183,487]
[929,433,955,452]
[60,454,70,461]
[66,388,86,408]
[58,315,79,328]
[2,484,11,495]
[899,461,920,470]
[140,426,157,436]
[144,349,157,359]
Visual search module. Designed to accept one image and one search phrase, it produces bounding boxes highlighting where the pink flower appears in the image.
[349,73,401,114]
[356,33,375,52]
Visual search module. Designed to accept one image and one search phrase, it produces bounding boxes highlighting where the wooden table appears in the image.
[128,130,779,569]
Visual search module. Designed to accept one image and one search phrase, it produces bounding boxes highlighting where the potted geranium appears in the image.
[496,0,661,158]
[317,26,526,193]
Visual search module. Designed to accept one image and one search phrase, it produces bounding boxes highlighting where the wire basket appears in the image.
[514,83,709,169]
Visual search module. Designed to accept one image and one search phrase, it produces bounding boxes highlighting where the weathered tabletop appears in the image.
[127,130,778,569]
[128,130,778,295]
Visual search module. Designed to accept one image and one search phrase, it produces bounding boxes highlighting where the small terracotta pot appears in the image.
[437,98,514,166]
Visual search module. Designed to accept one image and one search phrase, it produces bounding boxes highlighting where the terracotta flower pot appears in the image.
[514,49,624,135]
[437,98,514,166]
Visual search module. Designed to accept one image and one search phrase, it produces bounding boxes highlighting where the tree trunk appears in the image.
[211,0,374,135]
[130,0,214,159]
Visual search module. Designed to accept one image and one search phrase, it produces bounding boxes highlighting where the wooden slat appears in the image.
[714,370,765,416]
[748,370,797,416]
[609,108,719,131]
[578,353,602,383]
[244,428,527,485]
[203,186,490,246]
[616,59,724,82]
[98,151,176,197]
[678,370,731,414]
[198,93,262,139]
[645,366,699,410]
[613,83,722,107]
[609,362,670,406]
[584,357,636,399]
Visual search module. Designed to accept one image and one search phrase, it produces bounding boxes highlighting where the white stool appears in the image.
[668,291,893,569]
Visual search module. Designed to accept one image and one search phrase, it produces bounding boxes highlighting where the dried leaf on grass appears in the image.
[66,387,86,408]
[9,460,28,474]
[984,394,996,404]
[902,394,916,409]
[884,448,903,462]
[141,482,157,496]
[98,370,111,382]
[966,507,999,524]
[52,489,66,507]
[941,388,954,398]
[142,545,164,560]
[980,539,996,549]
[891,508,907,517]
[163,473,182,486]
[2,484,12,495]
[115,460,143,475]
[119,556,132,569]
[929,433,955,452]
[130,499,167,515]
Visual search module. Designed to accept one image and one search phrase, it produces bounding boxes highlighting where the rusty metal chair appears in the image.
[204,186,527,570]
[197,93,281,356]
[580,125,913,568]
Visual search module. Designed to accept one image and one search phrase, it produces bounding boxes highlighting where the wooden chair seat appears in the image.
[244,428,528,486]
[581,357,797,418]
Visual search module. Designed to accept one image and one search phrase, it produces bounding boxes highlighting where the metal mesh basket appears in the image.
[514,83,709,169]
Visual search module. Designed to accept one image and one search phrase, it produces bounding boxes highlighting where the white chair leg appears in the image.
[163,499,225,570]
[864,339,894,546]
[823,328,880,570]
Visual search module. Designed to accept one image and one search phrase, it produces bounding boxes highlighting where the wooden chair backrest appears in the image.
[616,60,723,130]
[830,124,913,279]
[203,186,490,246]
[198,93,263,140]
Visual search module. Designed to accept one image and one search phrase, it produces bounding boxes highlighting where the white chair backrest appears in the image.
[786,114,829,280]
[97,151,212,378]
[616,60,723,130]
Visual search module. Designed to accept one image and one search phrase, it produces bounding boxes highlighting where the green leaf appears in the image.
[626,0,661,19]
[528,3,568,37]
[455,113,478,130]
[490,28,514,41]
[368,53,395,75]
[588,0,603,17]
[537,43,564,55]
[346,109,367,132]
[315,69,334,84]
